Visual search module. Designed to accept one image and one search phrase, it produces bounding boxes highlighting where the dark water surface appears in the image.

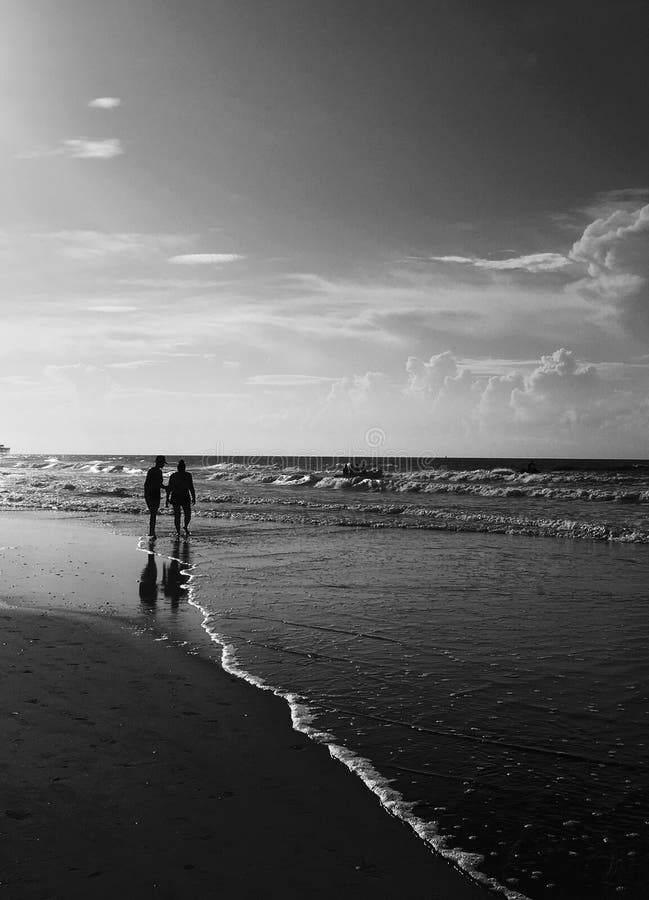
[188,523,649,900]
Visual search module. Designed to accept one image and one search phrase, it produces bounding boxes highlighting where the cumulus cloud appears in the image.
[168,253,244,265]
[428,198,649,338]
[309,348,648,455]
[431,252,572,273]
[569,204,649,307]
[88,97,122,109]
[510,349,598,434]
[406,350,458,393]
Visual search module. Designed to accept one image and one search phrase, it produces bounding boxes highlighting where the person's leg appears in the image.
[146,498,159,537]
[183,502,191,534]
[173,504,181,535]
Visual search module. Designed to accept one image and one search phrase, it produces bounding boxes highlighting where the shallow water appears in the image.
[2,455,649,898]
[184,523,649,900]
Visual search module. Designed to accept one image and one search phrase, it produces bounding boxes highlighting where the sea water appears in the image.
[2,454,649,899]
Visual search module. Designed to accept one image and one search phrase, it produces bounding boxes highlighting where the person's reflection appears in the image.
[162,538,192,610]
[138,553,158,608]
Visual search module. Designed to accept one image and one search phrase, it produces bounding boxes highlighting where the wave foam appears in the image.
[182,576,531,900]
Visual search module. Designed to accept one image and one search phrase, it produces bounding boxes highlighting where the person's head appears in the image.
[155,455,167,468]
[177,459,186,472]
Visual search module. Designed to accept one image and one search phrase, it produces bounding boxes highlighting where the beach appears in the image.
[1,511,488,899]
[3,457,649,899]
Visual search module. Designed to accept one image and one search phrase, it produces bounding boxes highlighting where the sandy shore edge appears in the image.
[1,512,489,898]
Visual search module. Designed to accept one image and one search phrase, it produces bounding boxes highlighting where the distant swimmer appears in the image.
[525,460,539,474]
[166,459,196,537]
[144,455,166,539]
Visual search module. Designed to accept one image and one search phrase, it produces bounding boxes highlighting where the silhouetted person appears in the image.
[166,459,196,537]
[138,554,158,607]
[144,455,167,538]
[525,460,539,474]
[342,462,350,477]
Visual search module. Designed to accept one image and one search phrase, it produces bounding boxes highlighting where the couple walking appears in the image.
[144,455,196,539]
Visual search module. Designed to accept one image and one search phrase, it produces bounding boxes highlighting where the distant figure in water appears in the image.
[342,462,351,477]
[166,459,196,537]
[525,460,539,474]
[144,455,166,539]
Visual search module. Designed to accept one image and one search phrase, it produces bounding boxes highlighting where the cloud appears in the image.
[426,197,649,340]
[406,351,459,394]
[88,97,122,109]
[431,252,572,272]
[86,305,140,313]
[569,204,649,306]
[246,374,336,386]
[106,360,154,369]
[510,349,599,432]
[168,253,244,265]
[36,230,186,261]
[223,360,241,370]
[62,138,123,159]
[17,138,124,160]
[118,278,225,289]
[311,347,649,455]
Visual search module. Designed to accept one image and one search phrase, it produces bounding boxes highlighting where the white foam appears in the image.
[182,574,531,900]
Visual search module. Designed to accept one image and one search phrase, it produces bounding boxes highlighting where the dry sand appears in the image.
[0,513,490,899]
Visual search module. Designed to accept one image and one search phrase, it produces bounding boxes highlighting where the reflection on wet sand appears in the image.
[138,554,158,607]
[139,540,192,613]
[163,539,192,610]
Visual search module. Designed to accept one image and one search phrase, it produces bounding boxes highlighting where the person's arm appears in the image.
[165,473,172,506]
[189,473,196,504]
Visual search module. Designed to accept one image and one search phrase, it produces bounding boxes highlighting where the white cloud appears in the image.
[406,351,458,394]
[118,278,224,289]
[168,253,244,265]
[431,252,572,272]
[86,305,140,313]
[37,230,186,261]
[223,360,241,369]
[247,374,335,386]
[569,204,649,304]
[63,138,123,159]
[18,138,125,160]
[88,97,122,109]
[106,360,154,369]
[311,347,649,455]
[426,198,649,340]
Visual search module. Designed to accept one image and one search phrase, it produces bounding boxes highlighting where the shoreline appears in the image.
[1,510,490,898]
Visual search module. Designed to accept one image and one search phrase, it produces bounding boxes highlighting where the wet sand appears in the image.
[0,512,489,898]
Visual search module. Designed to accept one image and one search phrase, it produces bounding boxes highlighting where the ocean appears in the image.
[2,453,649,899]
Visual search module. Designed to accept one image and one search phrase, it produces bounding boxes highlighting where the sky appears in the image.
[2,0,649,456]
